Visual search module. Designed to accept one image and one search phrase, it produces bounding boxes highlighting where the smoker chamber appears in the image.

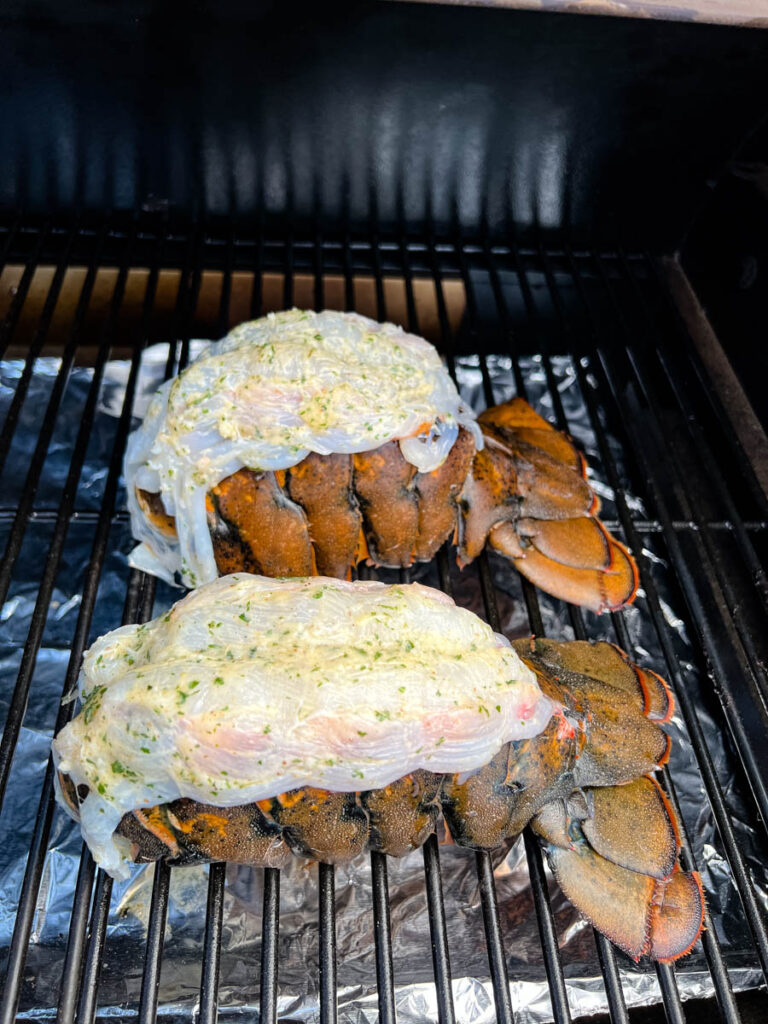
[1,0,768,1019]
[0,216,765,1023]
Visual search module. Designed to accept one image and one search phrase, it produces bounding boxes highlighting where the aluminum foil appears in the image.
[0,345,766,1022]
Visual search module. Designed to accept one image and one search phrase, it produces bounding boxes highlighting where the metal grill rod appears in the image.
[370,852,397,1024]
[345,248,399,1024]
[422,832,457,1024]
[56,853,97,1024]
[474,851,516,1024]
[319,861,339,1024]
[199,862,227,1024]
[0,221,51,358]
[259,868,281,1024]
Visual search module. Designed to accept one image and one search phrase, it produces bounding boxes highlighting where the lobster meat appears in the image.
[125,311,638,613]
[53,575,703,962]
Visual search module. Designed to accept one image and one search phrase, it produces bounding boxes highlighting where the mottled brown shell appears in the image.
[58,641,702,961]
[137,399,637,613]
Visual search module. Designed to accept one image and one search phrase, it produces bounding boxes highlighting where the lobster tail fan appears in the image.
[468,401,639,613]
[522,638,704,963]
[532,778,704,962]
[489,522,637,613]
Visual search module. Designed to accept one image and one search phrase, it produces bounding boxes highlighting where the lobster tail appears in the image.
[135,394,638,613]
[532,780,705,962]
[59,637,702,962]
[461,400,639,613]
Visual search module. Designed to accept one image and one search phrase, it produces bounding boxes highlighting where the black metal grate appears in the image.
[0,215,766,1024]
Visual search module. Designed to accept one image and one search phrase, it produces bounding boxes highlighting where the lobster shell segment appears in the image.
[488,522,638,614]
[286,452,363,578]
[474,397,586,472]
[515,639,703,962]
[530,779,704,963]
[543,839,704,963]
[512,638,672,787]
[582,777,678,879]
[208,468,315,577]
[649,870,707,962]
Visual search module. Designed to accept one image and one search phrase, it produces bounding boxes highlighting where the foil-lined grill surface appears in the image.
[0,321,766,1020]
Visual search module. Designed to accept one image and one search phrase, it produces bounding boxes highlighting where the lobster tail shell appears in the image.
[363,771,444,857]
[58,639,702,962]
[649,870,706,962]
[136,398,637,614]
[117,798,292,869]
[581,777,679,879]
[488,521,638,614]
[207,469,315,577]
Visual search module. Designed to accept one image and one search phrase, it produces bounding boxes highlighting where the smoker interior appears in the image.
[0,217,765,1023]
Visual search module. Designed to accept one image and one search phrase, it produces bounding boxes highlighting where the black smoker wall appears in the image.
[1,0,767,248]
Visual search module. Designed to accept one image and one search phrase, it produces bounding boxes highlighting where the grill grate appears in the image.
[0,216,766,1023]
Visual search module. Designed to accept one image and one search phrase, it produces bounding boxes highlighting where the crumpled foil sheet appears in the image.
[0,346,766,1022]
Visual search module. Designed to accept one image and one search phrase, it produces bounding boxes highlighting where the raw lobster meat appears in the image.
[126,311,638,613]
[54,575,703,962]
